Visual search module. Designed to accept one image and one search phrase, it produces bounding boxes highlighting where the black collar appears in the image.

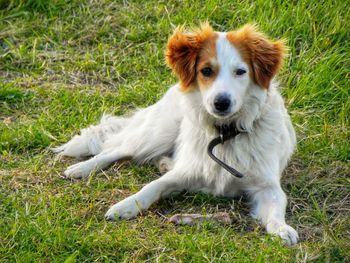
[207,124,244,178]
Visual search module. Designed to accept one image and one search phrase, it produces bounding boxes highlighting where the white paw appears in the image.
[64,161,95,179]
[51,135,90,158]
[51,143,66,154]
[105,196,142,220]
[156,156,174,174]
[267,222,299,245]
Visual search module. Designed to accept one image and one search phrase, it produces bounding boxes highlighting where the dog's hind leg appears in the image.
[52,115,128,158]
[63,121,178,179]
[155,156,174,174]
[63,119,179,178]
[63,145,129,178]
[60,85,183,178]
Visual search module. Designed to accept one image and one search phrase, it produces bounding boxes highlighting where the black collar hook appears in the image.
[207,124,244,178]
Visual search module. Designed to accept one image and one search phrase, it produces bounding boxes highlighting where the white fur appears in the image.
[53,36,298,245]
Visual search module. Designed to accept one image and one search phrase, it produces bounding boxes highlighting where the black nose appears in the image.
[214,95,231,112]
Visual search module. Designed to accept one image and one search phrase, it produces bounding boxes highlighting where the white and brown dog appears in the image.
[53,24,299,245]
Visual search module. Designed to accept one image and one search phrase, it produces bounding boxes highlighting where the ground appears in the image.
[0,0,349,262]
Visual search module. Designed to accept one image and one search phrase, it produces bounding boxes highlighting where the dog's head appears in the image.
[166,23,286,120]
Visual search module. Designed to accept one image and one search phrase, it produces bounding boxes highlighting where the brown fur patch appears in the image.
[165,23,217,91]
[227,24,286,89]
[196,34,219,90]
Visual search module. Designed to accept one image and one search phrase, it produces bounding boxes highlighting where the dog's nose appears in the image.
[214,94,231,112]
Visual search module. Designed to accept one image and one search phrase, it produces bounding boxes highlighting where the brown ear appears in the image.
[166,23,214,90]
[228,24,286,89]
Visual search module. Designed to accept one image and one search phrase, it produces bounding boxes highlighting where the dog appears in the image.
[53,23,299,245]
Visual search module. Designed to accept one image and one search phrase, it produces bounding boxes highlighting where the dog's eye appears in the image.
[236,69,246,76]
[201,67,213,77]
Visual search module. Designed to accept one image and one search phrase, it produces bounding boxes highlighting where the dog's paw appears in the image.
[64,161,94,179]
[156,156,174,174]
[105,197,142,220]
[51,135,91,158]
[267,222,299,245]
[51,144,66,154]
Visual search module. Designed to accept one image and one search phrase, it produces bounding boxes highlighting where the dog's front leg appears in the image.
[105,170,184,220]
[250,185,299,245]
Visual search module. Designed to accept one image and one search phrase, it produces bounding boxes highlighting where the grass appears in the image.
[0,0,349,261]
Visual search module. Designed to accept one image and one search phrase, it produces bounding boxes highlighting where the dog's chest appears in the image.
[180,133,264,197]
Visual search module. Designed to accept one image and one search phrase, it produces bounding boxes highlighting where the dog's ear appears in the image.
[166,23,214,90]
[228,24,286,89]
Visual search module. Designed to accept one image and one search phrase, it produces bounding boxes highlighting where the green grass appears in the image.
[1,0,349,261]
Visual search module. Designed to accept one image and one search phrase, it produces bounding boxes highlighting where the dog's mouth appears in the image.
[212,111,234,119]
[205,101,240,122]
[209,109,238,121]
[201,102,241,127]
[205,111,239,128]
